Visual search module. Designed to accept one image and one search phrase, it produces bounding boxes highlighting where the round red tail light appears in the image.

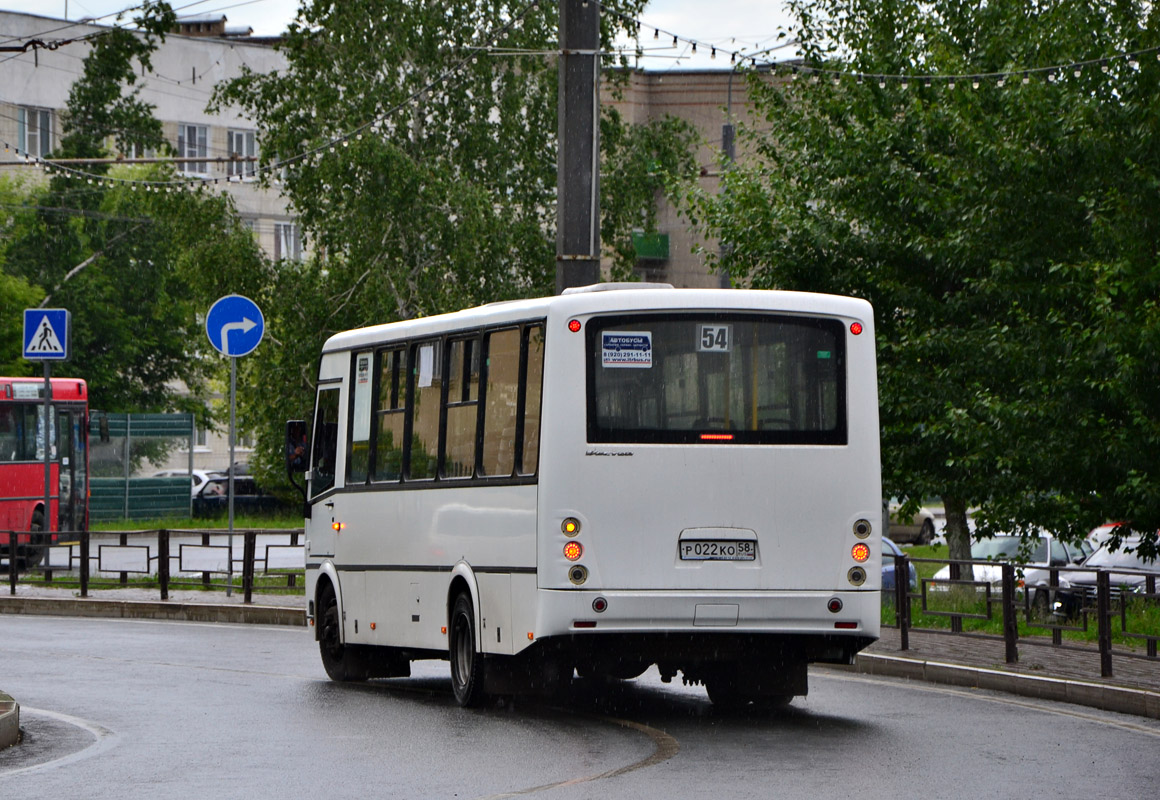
[563,541,584,561]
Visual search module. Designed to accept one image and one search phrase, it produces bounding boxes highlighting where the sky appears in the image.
[0,0,800,70]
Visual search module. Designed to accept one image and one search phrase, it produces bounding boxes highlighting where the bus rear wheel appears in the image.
[318,583,369,681]
[449,593,486,708]
[18,509,47,570]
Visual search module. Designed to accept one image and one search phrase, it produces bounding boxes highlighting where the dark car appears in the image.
[882,537,919,593]
[192,476,285,517]
[1052,538,1160,617]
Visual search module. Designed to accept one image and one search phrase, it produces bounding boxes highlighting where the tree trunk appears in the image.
[943,495,973,581]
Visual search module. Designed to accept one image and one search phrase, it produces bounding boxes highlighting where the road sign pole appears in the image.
[227,356,236,597]
[42,361,52,557]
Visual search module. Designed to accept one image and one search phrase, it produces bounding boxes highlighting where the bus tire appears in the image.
[20,509,47,570]
[449,592,486,708]
[318,583,369,682]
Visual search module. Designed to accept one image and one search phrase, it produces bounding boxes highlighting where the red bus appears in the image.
[0,377,89,568]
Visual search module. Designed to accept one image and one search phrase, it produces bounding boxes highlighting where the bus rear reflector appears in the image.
[834,622,858,629]
[700,433,734,441]
[573,620,597,628]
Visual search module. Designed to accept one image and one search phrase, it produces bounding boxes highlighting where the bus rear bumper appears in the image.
[535,588,880,648]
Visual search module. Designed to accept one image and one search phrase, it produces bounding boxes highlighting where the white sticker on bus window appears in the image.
[352,353,372,442]
[697,324,732,352]
[418,344,435,387]
[602,331,653,368]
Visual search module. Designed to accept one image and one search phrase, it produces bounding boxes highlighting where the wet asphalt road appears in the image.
[1,614,1157,799]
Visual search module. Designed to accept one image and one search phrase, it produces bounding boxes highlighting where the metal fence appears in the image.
[89,412,197,520]
[5,528,304,605]
[884,552,1160,679]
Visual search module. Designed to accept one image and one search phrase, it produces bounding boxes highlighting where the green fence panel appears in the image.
[90,477,190,521]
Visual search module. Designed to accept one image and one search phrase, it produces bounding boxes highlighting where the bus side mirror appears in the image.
[286,420,308,473]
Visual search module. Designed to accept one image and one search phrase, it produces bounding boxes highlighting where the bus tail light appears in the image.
[700,433,734,441]
[592,596,608,613]
[827,597,843,613]
[563,541,583,561]
[851,543,870,563]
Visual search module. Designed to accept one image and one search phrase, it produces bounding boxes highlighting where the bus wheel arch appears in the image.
[317,578,372,682]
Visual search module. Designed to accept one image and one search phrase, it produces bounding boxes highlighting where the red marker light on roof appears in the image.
[850,322,863,335]
[568,319,582,333]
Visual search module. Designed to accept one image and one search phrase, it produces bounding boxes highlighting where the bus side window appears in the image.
[311,387,341,498]
[481,328,520,477]
[519,325,544,476]
[409,341,442,480]
[375,348,407,481]
[442,337,480,479]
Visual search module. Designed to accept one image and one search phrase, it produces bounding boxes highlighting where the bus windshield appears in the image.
[586,313,846,444]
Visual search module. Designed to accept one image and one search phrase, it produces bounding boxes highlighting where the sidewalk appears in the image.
[1,583,1158,719]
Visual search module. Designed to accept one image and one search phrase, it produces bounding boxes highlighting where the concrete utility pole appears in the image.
[556,0,601,294]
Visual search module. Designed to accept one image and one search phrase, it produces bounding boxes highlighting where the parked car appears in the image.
[881,537,918,593]
[888,500,937,545]
[1051,538,1160,618]
[152,468,225,498]
[192,475,285,517]
[929,532,1092,601]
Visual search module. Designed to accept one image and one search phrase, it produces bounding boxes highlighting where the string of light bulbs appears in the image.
[8,0,1159,194]
[596,0,1160,85]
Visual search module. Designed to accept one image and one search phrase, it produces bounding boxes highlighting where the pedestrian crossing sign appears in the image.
[23,308,70,361]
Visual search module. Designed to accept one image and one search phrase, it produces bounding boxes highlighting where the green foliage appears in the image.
[0,2,264,418]
[688,0,1160,558]
[210,0,695,490]
[58,1,176,160]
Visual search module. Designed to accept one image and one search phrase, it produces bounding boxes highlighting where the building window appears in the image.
[177,124,208,174]
[274,223,302,261]
[129,142,157,160]
[18,107,53,158]
[227,129,256,178]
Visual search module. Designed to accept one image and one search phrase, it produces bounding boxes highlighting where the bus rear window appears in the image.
[586,313,846,445]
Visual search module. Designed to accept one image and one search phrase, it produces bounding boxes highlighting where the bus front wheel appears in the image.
[318,583,369,682]
[449,593,486,708]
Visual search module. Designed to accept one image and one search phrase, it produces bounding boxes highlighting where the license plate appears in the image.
[679,540,756,561]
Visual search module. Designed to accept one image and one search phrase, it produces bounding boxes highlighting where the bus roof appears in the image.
[321,285,873,354]
[0,377,88,403]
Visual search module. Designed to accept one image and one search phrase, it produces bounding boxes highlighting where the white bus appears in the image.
[292,283,881,708]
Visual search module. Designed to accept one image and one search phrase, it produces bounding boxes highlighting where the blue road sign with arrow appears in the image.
[206,294,264,357]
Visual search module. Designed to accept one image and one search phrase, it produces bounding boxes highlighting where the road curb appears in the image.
[0,691,18,750]
[843,652,1160,720]
[0,595,304,627]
